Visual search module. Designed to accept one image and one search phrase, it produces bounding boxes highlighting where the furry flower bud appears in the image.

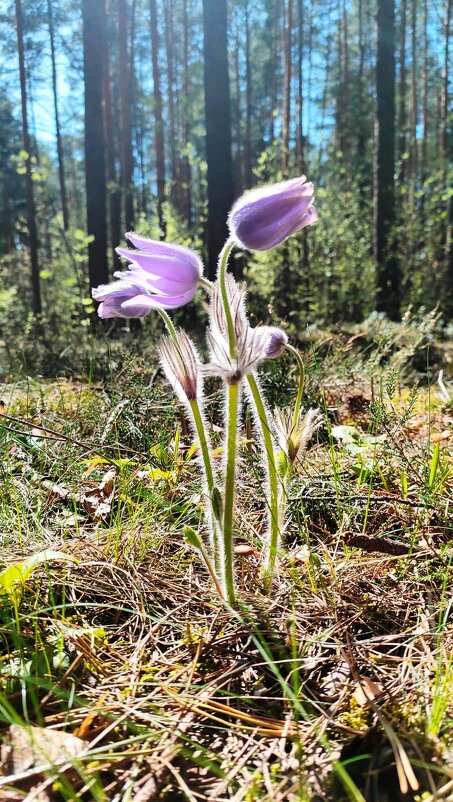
[158,330,201,403]
[257,326,288,359]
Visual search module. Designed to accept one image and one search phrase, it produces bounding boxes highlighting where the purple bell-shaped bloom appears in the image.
[92,233,203,318]
[228,176,318,251]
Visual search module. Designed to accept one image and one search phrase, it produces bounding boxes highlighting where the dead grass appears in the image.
[0,347,451,801]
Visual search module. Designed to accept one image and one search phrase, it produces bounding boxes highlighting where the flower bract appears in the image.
[204,276,286,382]
[158,330,201,403]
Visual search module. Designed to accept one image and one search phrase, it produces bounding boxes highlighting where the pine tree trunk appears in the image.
[118,0,134,231]
[150,0,166,236]
[244,0,253,188]
[103,0,121,268]
[442,0,452,313]
[165,0,179,208]
[398,0,407,178]
[202,0,234,279]
[409,0,417,180]
[82,0,109,291]
[374,0,400,319]
[15,0,41,316]
[47,0,69,231]
[296,0,305,173]
[282,0,292,176]
[182,0,192,227]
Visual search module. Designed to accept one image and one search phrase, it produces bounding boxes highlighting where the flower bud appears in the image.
[228,176,318,251]
[258,326,288,359]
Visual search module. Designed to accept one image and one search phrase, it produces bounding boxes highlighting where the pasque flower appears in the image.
[274,406,323,464]
[158,330,200,403]
[92,232,203,317]
[204,276,288,383]
[228,176,318,251]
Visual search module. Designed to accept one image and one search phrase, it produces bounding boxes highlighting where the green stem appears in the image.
[157,308,178,341]
[158,307,221,574]
[286,343,305,429]
[197,540,226,600]
[218,239,236,359]
[223,382,239,605]
[190,399,221,572]
[246,372,280,587]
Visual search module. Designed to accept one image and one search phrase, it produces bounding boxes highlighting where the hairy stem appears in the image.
[189,399,221,572]
[158,308,222,576]
[218,239,236,358]
[246,372,280,587]
[223,381,239,605]
[286,343,305,429]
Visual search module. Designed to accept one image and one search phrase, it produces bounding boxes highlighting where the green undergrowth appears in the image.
[0,335,451,801]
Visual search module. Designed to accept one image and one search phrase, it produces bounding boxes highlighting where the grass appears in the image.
[0,330,451,801]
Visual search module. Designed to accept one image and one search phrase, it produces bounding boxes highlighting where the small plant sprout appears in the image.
[93,176,319,604]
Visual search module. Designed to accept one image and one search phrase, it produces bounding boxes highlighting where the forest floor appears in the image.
[0,327,451,802]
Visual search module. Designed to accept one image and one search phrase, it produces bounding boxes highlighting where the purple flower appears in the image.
[257,326,288,359]
[228,176,318,251]
[92,233,203,318]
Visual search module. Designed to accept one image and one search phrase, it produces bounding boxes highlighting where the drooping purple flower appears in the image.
[92,233,203,318]
[228,176,318,251]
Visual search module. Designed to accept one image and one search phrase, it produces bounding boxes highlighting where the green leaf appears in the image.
[0,551,78,606]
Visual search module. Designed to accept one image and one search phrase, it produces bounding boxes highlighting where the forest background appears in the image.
[0,0,452,375]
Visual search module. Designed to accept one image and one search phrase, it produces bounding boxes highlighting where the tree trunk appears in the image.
[409,0,417,179]
[82,0,109,291]
[182,0,192,226]
[244,0,253,188]
[15,0,41,316]
[398,0,407,177]
[340,0,350,161]
[374,0,400,319]
[165,0,179,208]
[118,0,134,231]
[441,0,451,162]
[296,0,305,173]
[47,0,69,231]
[282,0,292,176]
[150,0,166,236]
[357,0,366,171]
[103,0,121,268]
[202,0,234,279]
[442,0,452,314]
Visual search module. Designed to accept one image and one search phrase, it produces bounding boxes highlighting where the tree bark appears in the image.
[15,0,41,316]
[47,0,69,231]
[296,0,305,173]
[182,0,192,226]
[118,0,134,231]
[244,0,253,188]
[374,0,400,319]
[282,0,292,176]
[398,0,407,178]
[103,0,121,268]
[409,0,417,179]
[150,0,166,236]
[165,0,179,208]
[82,0,109,291]
[202,0,234,279]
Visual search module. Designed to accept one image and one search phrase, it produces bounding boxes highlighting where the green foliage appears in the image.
[0,550,77,608]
